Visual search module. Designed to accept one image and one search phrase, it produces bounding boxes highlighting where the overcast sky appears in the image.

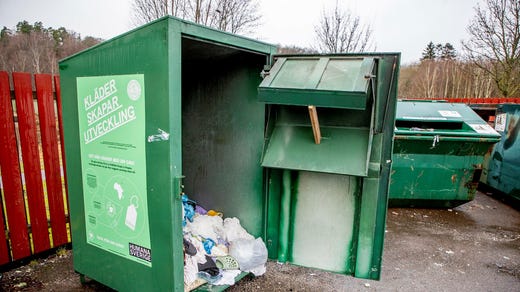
[0,0,482,64]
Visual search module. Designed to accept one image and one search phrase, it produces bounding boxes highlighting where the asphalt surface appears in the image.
[1,191,518,291]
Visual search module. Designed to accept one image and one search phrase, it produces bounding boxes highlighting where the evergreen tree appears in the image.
[16,20,33,34]
[0,20,101,74]
[440,43,456,60]
[0,26,11,40]
[421,41,436,60]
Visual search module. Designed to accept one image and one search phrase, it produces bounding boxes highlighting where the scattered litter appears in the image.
[212,270,241,286]
[364,283,371,287]
[14,282,27,288]
[391,211,399,215]
[445,250,454,255]
[423,215,429,218]
[457,270,466,274]
[434,263,444,267]
[503,256,510,260]
[448,209,453,212]
[309,273,316,276]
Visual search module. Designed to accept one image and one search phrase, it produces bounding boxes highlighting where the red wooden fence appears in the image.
[0,71,69,265]
[403,97,520,104]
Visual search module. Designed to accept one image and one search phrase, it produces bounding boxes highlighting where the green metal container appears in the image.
[60,16,398,290]
[258,54,400,280]
[480,104,520,203]
[60,17,275,291]
[390,101,501,207]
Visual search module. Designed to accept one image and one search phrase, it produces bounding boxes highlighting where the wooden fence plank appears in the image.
[54,76,69,203]
[13,72,50,254]
[0,188,10,264]
[35,74,68,247]
[0,71,31,260]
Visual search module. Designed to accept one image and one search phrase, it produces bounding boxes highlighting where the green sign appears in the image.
[76,74,151,267]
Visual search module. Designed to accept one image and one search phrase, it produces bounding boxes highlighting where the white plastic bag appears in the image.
[229,238,268,272]
[186,214,223,242]
[223,217,254,242]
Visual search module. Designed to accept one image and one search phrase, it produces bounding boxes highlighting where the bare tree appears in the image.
[398,60,500,99]
[314,2,374,53]
[462,0,520,97]
[132,0,261,34]
[132,0,189,25]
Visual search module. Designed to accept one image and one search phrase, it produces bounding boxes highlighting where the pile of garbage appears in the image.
[181,194,268,290]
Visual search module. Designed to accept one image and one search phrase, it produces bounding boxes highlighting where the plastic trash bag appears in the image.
[229,238,268,272]
[186,215,223,242]
[223,217,254,242]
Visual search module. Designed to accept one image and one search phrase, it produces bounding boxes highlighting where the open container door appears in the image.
[258,54,400,280]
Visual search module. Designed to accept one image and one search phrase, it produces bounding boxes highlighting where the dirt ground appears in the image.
[1,191,518,291]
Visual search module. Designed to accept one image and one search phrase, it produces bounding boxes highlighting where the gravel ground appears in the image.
[1,191,519,291]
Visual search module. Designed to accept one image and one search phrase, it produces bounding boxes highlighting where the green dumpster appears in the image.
[389,100,501,207]
[60,16,399,290]
[480,104,520,203]
[258,53,400,280]
[60,17,275,291]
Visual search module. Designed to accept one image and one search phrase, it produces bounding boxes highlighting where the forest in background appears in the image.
[398,42,502,99]
[0,21,101,75]
[1,0,518,98]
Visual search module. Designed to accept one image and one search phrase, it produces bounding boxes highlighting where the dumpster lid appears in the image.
[258,56,375,109]
[395,101,501,139]
[261,125,371,176]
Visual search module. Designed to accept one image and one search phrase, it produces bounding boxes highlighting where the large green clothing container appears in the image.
[60,17,399,291]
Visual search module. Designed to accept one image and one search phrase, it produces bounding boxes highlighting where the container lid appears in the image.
[395,101,501,139]
[258,56,375,109]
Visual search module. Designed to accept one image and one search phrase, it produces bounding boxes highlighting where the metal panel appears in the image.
[181,38,267,236]
[258,56,374,109]
[261,125,370,176]
[290,171,358,273]
[62,19,182,291]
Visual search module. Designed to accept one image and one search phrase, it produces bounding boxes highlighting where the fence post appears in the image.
[36,74,68,247]
[13,72,51,254]
[0,71,31,260]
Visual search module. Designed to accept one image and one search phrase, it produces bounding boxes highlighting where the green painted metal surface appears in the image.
[389,101,501,207]
[263,54,400,280]
[60,17,275,291]
[258,56,375,109]
[480,104,520,203]
[262,125,370,176]
[261,101,373,176]
[181,38,268,236]
[290,171,358,273]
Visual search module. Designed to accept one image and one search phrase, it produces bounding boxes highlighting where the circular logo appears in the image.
[127,79,142,101]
